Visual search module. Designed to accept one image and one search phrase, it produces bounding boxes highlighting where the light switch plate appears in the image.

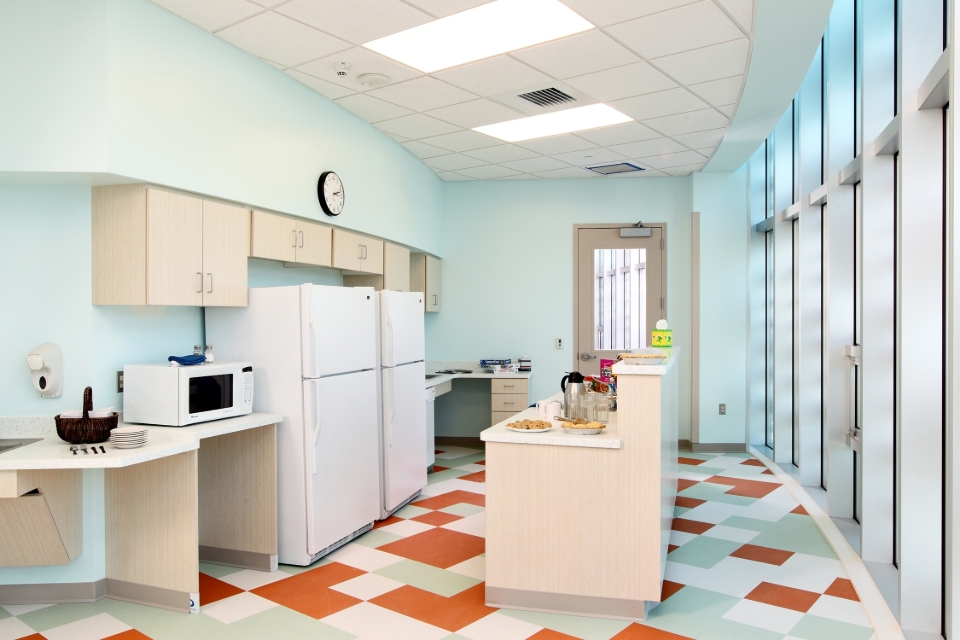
[719,404,726,415]
[556,338,563,349]
[117,371,124,393]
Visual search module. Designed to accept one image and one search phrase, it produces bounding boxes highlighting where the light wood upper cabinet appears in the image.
[145,189,203,306]
[296,219,332,267]
[250,210,296,263]
[362,238,384,274]
[410,253,441,312]
[332,228,382,274]
[383,242,410,292]
[202,201,250,307]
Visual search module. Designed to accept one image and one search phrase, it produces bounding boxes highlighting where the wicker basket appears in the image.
[55,387,119,444]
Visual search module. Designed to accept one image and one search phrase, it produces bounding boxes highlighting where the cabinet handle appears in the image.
[503,401,515,405]
[358,244,364,260]
[292,230,298,247]
[433,295,439,306]
[363,245,368,259]
[196,272,203,293]
[207,273,213,293]
[299,231,304,248]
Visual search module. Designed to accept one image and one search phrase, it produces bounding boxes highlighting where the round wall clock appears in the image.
[318,171,344,216]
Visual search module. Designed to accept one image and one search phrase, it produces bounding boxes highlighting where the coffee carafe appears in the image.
[560,371,586,419]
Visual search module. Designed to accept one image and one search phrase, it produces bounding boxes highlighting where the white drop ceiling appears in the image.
[151,0,756,180]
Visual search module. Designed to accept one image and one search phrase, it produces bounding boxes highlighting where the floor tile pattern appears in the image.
[0,450,878,639]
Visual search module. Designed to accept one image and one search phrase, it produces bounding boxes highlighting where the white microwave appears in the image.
[123,362,253,426]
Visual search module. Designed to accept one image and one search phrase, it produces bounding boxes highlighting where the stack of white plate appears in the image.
[110,426,148,449]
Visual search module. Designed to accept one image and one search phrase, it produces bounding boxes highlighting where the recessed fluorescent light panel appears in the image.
[474,104,632,142]
[363,0,594,73]
[586,162,645,175]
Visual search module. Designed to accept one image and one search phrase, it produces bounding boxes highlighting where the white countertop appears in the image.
[480,394,621,450]
[611,347,681,376]
[425,361,532,389]
[0,413,282,470]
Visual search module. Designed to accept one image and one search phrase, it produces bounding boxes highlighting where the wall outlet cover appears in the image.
[719,404,726,415]
[555,338,563,349]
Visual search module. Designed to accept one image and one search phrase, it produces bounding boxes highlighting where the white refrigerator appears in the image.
[377,290,428,518]
[206,284,381,566]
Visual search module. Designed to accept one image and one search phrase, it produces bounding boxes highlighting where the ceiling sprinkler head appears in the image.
[357,73,391,89]
[334,62,351,77]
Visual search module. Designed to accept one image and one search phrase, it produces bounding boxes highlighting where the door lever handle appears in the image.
[580,353,597,361]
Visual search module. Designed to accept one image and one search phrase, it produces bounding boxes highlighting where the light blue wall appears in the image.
[430,177,695,439]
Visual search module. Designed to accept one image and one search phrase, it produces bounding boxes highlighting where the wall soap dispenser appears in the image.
[26,342,63,397]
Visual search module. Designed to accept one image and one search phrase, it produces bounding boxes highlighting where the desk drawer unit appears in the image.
[492,393,528,412]
[492,379,528,394]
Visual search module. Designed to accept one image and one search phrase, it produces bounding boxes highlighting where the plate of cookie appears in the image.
[561,420,606,435]
[506,419,553,433]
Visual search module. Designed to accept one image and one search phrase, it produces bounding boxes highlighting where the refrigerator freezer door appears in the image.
[303,285,378,378]
[303,371,380,556]
[380,291,426,367]
[382,361,428,512]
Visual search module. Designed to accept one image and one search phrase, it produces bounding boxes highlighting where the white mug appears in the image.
[536,400,562,420]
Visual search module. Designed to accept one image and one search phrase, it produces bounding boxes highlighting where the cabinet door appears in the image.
[425,254,441,312]
[202,200,250,307]
[361,238,384,275]
[296,220,332,267]
[331,228,364,272]
[250,210,296,262]
[146,188,203,306]
[383,242,410,291]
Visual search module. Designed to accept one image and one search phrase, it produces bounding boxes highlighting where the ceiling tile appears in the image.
[385,132,408,142]
[558,0,700,28]
[248,0,288,6]
[295,47,421,92]
[718,104,736,116]
[217,11,351,67]
[688,75,744,107]
[403,0,494,18]
[437,172,477,181]
[368,76,476,111]
[151,0,263,32]
[511,31,641,79]
[575,121,661,146]
[401,140,450,159]
[434,56,553,97]
[260,57,286,69]
[335,93,413,122]
[456,165,522,179]
[499,174,540,179]
[285,69,356,99]
[715,0,754,32]
[652,38,750,85]
[462,144,540,163]
[553,147,628,166]
[425,99,524,129]
[565,62,677,102]
[424,153,489,171]
[532,166,599,179]
[606,1,743,60]
[637,150,707,169]
[374,114,461,138]
[418,130,501,151]
[643,108,729,136]
[275,0,433,45]
[661,162,706,176]
[609,137,687,158]
[610,88,708,121]
[673,128,726,149]
[610,167,670,177]
[697,146,717,157]
[500,156,571,173]
[516,134,598,155]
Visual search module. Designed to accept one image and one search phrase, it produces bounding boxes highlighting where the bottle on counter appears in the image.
[204,345,214,363]
[193,345,203,356]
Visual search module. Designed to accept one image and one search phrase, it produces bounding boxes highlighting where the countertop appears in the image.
[425,361,532,389]
[0,412,283,470]
[611,347,681,376]
[480,393,621,450]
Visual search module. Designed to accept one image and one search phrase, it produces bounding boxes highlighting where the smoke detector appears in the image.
[334,62,351,77]
[357,73,390,88]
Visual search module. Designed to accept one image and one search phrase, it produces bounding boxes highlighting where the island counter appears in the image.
[481,349,679,621]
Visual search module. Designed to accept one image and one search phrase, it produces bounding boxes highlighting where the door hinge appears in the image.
[660,297,664,309]
[661,238,664,250]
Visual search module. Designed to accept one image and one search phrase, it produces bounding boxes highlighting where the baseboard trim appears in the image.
[690,442,748,453]
[0,579,105,605]
[485,586,652,622]
[105,578,196,614]
[678,439,692,449]
[435,436,484,449]
[199,546,277,572]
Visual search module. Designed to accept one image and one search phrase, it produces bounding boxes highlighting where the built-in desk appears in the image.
[426,362,532,442]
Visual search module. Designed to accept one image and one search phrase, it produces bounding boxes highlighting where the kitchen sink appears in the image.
[0,438,42,455]
[425,374,442,379]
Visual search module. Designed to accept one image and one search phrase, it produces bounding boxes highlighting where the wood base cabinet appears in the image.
[490,378,528,425]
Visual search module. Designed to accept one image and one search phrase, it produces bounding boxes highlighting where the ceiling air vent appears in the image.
[586,162,645,176]
[517,87,576,108]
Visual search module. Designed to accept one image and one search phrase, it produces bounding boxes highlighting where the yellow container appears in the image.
[651,329,673,348]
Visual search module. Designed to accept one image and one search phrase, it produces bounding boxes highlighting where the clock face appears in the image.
[318,171,344,216]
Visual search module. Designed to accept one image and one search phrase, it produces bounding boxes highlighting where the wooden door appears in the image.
[332,228,364,271]
[250,210,296,262]
[425,255,441,312]
[146,189,203,306]
[296,220,332,267]
[383,242,410,291]
[361,238,384,275]
[202,200,250,307]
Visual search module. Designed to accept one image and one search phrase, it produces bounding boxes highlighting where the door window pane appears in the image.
[594,248,647,350]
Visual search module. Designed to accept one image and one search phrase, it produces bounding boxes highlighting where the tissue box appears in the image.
[651,329,673,347]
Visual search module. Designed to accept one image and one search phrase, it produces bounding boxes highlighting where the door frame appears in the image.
[573,223,668,372]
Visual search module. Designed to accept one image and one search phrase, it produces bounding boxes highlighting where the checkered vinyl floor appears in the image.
[0,448,878,639]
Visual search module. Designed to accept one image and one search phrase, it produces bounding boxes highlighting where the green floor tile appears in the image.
[498,608,631,640]
[680,482,758,506]
[352,528,403,548]
[645,586,783,640]
[441,452,486,466]
[220,602,357,639]
[680,464,726,475]
[788,614,874,640]
[746,514,837,559]
[394,504,433,519]
[15,599,121,632]
[374,559,481,597]
[718,516,778,533]
[674,506,691,517]
[428,468,472,484]
[666,535,741,569]
[0,607,10,620]
[200,562,246,578]
[439,503,485,517]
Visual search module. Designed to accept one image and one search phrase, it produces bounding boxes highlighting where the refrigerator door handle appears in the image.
[384,314,395,367]
[386,368,397,446]
[311,390,321,475]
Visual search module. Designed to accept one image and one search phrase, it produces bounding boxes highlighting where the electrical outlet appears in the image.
[719,404,726,415]
[555,338,563,349]
[117,371,124,393]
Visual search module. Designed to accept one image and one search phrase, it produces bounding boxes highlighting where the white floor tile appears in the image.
[0,603,53,616]
[774,554,846,593]
[808,594,873,628]
[721,598,804,634]
[435,446,481,460]
[701,524,759,543]
[679,471,714,481]
[665,558,767,598]
[680,501,752,524]
[217,568,290,591]
[419,478,486,497]
[330,573,405,600]
[447,555,485,581]
[442,511,485,538]
[453,463,486,472]
[42,612,131,640]
[202,591,278,624]
[323,602,448,640]
[669,530,698,547]
[379,519,436,537]
[456,611,542,640]
[0,616,37,640]
[327,542,405,571]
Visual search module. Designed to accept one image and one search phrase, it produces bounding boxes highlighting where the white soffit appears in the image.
[149,0,761,179]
